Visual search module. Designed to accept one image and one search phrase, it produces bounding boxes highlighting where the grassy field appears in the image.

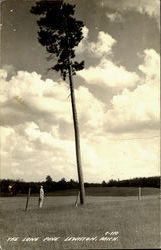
[0,188,160,250]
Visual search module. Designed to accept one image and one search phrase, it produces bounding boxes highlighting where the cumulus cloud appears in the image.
[138,49,160,81]
[0,70,72,126]
[103,49,160,132]
[1,122,159,182]
[89,31,116,57]
[78,58,139,89]
[0,123,77,181]
[0,69,105,133]
[2,64,16,78]
[85,134,159,180]
[75,26,89,54]
[78,48,159,133]
[102,0,159,23]
[75,86,105,130]
[122,0,159,18]
[76,27,116,57]
[106,12,124,23]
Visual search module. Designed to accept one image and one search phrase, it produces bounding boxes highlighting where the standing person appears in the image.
[39,185,44,208]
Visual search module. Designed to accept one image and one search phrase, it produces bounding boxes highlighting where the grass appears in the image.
[0,189,160,249]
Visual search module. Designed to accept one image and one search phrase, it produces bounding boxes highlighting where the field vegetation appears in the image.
[0,189,160,249]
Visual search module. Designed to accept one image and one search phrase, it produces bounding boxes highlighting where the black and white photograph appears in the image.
[0,0,160,249]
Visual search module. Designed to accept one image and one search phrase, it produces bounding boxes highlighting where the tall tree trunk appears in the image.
[68,64,85,205]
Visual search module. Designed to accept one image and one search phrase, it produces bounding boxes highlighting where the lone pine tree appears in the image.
[31,1,85,204]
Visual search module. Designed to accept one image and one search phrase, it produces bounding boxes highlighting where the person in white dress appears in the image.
[39,185,44,208]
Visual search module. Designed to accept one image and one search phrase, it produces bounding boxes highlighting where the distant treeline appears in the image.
[101,176,160,188]
[0,176,160,196]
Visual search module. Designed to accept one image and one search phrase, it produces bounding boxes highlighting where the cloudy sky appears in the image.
[0,0,160,182]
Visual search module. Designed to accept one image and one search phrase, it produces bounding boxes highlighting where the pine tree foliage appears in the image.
[31,1,84,80]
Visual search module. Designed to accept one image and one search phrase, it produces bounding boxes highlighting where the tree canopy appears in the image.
[46,175,53,183]
[31,1,84,80]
